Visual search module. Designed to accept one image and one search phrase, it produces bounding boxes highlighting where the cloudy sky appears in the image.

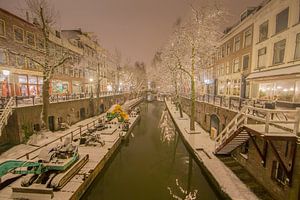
[0,0,262,65]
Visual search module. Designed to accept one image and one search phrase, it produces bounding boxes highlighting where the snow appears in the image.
[165,100,259,200]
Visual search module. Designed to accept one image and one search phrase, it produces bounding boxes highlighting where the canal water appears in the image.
[82,102,219,200]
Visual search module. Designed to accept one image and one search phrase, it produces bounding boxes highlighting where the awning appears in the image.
[246,65,300,80]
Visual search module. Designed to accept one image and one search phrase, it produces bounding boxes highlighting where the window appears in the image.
[26,32,35,46]
[9,53,16,66]
[234,36,240,51]
[0,19,5,37]
[276,8,289,33]
[243,54,250,70]
[271,161,286,185]
[37,37,45,49]
[259,21,268,42]
[16,56,25,68]
[221,46,225,58]
[244,28,252,47]
[295,33,300,60]
[0,49,7,64]
[273,39,286,64]
[13,26,24,43]
[226,62,231,74]
[226,42,232,55]
[233,58,240,73]
[257,47,267,68]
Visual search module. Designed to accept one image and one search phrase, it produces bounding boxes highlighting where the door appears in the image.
[48,116,55,132]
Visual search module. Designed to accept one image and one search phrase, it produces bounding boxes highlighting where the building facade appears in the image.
[248,0,300,107]
[0,8,109,98]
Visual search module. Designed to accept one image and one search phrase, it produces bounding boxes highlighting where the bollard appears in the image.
[26,153,29,160]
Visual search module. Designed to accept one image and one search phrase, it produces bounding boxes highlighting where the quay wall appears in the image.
[1,93,133,144]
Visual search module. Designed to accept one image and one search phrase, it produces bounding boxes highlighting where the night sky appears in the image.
[0,0,262,65]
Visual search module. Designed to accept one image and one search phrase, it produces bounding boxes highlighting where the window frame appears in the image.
[275,7,289,34]
[242,54,250,70]
[234,36,241,52]
[257,47,267,69]
[13,25,24,43]
[259,21,269,42]
[294,33,300,60]
[273,39,286,65]
[243,28,252,48]
[0,19,6,37]
[26,31,36,47]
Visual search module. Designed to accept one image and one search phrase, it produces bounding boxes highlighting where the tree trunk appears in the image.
[190,45,196,131]
[41,79,50,129]
[175,78,183,118]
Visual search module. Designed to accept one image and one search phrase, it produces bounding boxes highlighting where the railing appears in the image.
[215,106,247,149]
[215,106,300,151]
[0,91,130,108]
[16,97,143,160]
[0,97,14,135]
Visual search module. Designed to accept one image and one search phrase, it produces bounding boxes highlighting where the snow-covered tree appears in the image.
[25,0,71,129]
[160,1,226,131]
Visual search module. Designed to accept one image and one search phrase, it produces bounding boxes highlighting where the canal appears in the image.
[82,102,219,200]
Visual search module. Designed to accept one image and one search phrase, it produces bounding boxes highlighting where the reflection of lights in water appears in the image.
[159,110,175,144]
[167,179,198,200]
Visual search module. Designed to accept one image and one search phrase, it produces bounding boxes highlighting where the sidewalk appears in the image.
[165,100,259,200]
[0,97,143,161]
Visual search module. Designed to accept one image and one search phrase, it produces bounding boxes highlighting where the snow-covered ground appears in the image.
[165,100,259,200]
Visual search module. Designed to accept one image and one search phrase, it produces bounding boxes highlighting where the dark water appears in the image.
[82,102,219,200]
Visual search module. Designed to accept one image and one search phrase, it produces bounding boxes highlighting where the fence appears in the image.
[0,91,129,108]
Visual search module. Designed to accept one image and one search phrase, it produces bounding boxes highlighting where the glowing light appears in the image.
[89,78,93,82]
[2,70,10,76]
[107,84,112,92]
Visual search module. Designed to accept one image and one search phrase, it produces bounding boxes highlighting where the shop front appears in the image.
[72,81,82,94]
[250,79,300,102]
[248,65,300,105]
[51,80,70,94]
[15,75,43,97]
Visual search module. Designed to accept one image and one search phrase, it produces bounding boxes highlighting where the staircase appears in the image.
[0,97,14,136]
[215,107,248,154]
[215,105,300,154]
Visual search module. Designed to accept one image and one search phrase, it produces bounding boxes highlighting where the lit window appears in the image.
[244,28,252,47]
[276,8,289,34]
[257,47,267,68]
[259,21,268,42]
[273,39,286,64]
[14,26,24,43]
[0,19,5,37]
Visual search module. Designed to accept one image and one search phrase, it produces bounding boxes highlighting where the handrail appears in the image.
[16,97,143,160]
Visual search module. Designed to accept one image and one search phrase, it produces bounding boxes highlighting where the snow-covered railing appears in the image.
[0,97,14,136]
[215,106,300,152]
[7,92,130,107]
